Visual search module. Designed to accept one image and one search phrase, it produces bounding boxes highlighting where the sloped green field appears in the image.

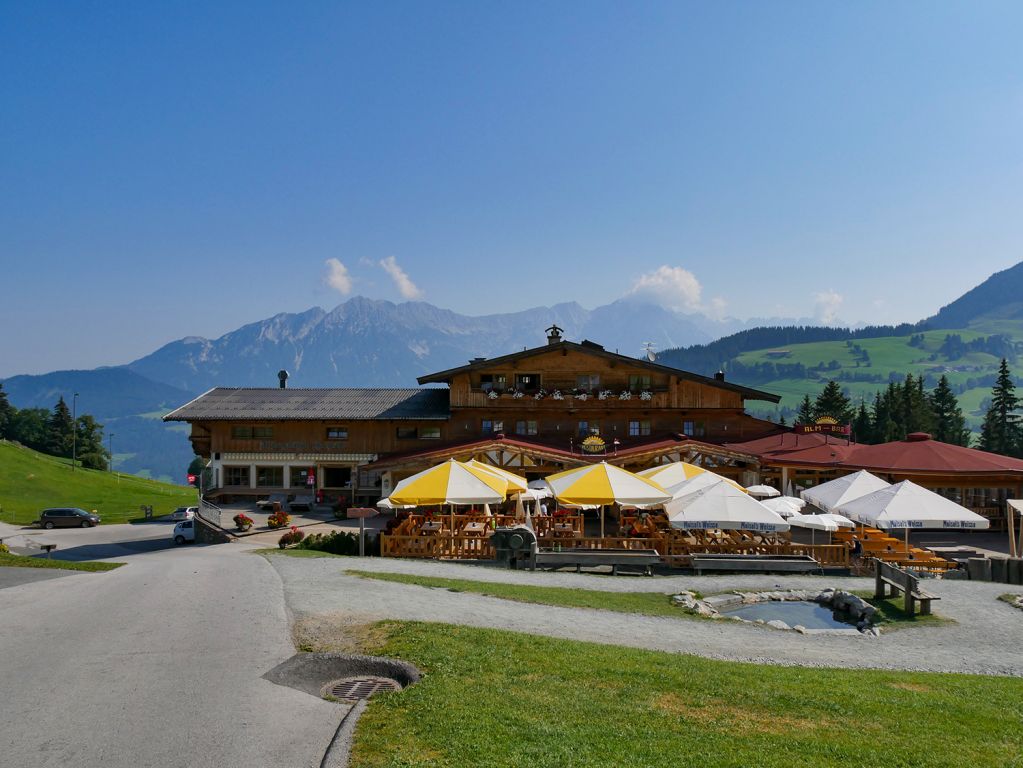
[0,441,196,525]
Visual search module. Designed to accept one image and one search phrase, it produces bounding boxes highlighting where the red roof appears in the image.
[730,430,1023,476]
[846,432,1023,475]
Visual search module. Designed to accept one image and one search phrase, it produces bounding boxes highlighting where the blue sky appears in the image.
[2,1,1022,376]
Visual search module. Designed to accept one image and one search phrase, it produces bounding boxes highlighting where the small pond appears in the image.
[722,601,858,630]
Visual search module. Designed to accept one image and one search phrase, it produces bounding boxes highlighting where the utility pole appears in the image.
[72,392,79,472]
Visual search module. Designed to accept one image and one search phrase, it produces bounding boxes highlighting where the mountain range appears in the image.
[5,262,1023,482]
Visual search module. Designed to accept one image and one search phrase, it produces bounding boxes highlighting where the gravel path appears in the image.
[269,555,1023,677]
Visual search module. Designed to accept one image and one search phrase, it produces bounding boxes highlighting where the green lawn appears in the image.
[0,551,123,572]
[346,569,688,617]
[0,440,197,525]
[346,621,1023,768]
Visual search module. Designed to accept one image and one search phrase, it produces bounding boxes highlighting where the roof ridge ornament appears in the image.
[545,324,564,344]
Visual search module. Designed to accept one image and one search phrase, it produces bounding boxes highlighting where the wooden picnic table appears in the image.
[420,521,444,534]
[463,521,489,536]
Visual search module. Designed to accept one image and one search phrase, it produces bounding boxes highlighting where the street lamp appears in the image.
[108,432,114,473]
[72,392,79,472]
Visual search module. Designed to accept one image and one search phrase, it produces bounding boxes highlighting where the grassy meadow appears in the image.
[0,440,197,525]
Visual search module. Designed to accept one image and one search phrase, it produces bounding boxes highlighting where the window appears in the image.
[231,426,273,439]
[629,420,651,437]
[576,374,600,391]
[290,467,313,488]
[326,426,348,441]
[396,426,417,439]
[683,420,705,438]
[224,466,250,486]
[515,373,540,392]
[578,421,600,437]
[629,375,652,391]
[323,466,352,488]
[515,420,538,436]
[480,373,507,392]
[256,466,283,487]
[420,426,441,439]
[482,419,504,435]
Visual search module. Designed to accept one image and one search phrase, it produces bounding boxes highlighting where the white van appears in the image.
[172,519,196,545]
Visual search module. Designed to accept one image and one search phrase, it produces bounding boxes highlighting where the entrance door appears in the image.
[322,466,352,488]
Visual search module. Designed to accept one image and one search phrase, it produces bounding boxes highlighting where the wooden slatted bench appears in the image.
[689,553,822,575]
[874,559,940,615]
[530,548,661,576]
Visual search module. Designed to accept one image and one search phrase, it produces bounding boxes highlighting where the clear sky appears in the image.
[2,1,1022,376]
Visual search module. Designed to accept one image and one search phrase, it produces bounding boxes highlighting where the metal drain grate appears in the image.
[323,676,402,701]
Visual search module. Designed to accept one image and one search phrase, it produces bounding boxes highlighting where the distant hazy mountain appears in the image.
[126,296,718,391]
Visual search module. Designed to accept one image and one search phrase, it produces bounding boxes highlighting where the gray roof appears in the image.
[163,387,450,422]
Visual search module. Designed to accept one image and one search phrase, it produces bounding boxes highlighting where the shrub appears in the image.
[296,530,378,556]
[278,526,306,549]
[0,542,8,554]
[267,510,291,529]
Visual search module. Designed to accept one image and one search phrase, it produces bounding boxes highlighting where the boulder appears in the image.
[766,620,791,630]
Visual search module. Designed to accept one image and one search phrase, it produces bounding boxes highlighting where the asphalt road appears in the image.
[0,533,341,768]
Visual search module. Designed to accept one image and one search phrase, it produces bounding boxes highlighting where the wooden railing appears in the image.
[380,534,495,559]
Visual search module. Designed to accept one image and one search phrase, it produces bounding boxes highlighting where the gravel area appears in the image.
[269,555,1023,677]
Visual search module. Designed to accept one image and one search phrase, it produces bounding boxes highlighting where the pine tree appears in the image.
[930,375,970,446]
[813,380,854,425]
[901,373,936,435]
[75,415,107,470]
[852,400,873,443]
[46,396,75,458]
[0,383,13,440]
[796,394,815,425]
[872,384,901,443]
[979,358,1022,456]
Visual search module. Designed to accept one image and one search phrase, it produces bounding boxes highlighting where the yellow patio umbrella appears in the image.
[389,459,507,505]
[546,462,671,538]
[464,460,529,494]
[639,461,746,493]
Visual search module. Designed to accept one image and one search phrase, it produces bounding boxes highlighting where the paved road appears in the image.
[0,536,341,768]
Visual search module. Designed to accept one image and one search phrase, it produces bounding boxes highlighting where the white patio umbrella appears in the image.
[800,470,890,513]
[746,484,781,498]
[760,496,805,518]
[817,513,855,529]
[376,498,415,510]
[639,462,746,492]
[787,513,839,531]
[665,482,790,532]
[837,480,991,531]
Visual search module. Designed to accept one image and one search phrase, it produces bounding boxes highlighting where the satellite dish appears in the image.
[641,342,657,362]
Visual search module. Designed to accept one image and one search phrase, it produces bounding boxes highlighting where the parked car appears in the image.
[169,506,197,521]
[172,519,195,545]
[39,508,101,529]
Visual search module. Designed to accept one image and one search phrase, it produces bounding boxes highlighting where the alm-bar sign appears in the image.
[795,416,850,436]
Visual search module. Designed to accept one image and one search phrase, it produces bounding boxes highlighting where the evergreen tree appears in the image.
[852,400,874,443]
[900,373,936,435]
[930,375,970,446]
[813,380,854,425]
[979,358,1022,456]
[0,383,13,440]
[75,415,107,470]
[872,384,902,443]
[9,408,50,451]
[796,394,815,425]
[46,396,75,458]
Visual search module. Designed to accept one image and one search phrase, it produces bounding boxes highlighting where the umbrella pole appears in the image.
[904,527,909,554]
[600,505,605,539]
[1008,505,1017,559]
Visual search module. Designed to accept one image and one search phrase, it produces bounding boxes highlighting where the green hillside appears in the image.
[0,441,196,526]
[735,329,1012,430]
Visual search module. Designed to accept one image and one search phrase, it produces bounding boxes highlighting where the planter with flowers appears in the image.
[277,525,306,549]
[267,509,291,529]
[233,513,254,532]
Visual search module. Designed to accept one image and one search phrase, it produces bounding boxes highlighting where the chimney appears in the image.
[546,324,564,344]
[277,370,289,389]
[714,370,725,381]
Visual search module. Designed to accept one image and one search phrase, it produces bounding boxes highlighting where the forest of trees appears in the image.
[797,359,1023,456]
[0,384,109,469]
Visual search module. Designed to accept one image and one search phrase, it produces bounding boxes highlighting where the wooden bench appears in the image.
[689,553,822,575]
[874,559,940,615]
[529,547,661,576]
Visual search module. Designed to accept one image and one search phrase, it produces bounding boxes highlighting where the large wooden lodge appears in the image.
[164,325,782,502]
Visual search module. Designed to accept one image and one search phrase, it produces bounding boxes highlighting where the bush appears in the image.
[0,542,8,554]
[267,510,291,529]
[296,530,379,556]
[278,526,306,549]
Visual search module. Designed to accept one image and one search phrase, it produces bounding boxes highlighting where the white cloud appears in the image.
[379,256,424,300]
[324,258,353,296]
[814,289,844,324]
[627,265,703,312]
